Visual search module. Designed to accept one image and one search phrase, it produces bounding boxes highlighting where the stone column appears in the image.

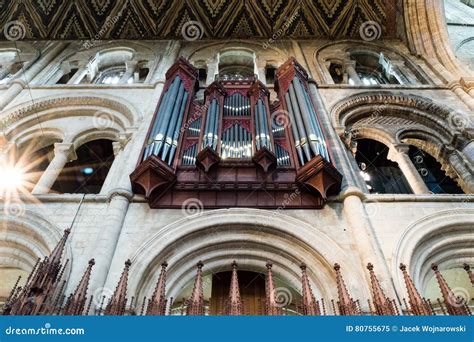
[344,61,362,85]
[0,42,67,110]
[388,144,430,194]
[342,189,398,302]
[307,82,397,302]
[255,58,267,84]
[151,41,181,82]
[451,83,474,111]
[67,62,89,84]
[308,82,367,190]
[87,188,133,301]
[120,61,138,84]
[99,133,133,195]
[206,57,218,84]
[449,150,474,193]
[32,143,77,194]
[0,62,14,80]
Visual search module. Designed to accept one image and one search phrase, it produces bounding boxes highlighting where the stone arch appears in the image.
[313,40,433,84]
[393,209,474,295]
[128,208,368,305]
[186,41,289,63]
[1,93,139,151]
[332,91,473,191]
[0,207,72,275]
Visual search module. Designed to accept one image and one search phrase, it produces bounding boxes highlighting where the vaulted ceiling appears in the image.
[0,0,396,40]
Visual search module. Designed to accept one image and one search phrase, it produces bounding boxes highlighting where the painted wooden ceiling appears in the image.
[0,0,395,40]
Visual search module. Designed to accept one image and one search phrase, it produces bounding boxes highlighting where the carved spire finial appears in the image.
[265,262,282,315]
[300,263,321,315]
[146,261,168,315]
[366,263,397,315]
[399,263,431,315]
[186,261,205,315]
[104,259,131,316]
[333,263,359,315]
[431,263,470,315]
[63,259,95,315]
[224,261,243,315]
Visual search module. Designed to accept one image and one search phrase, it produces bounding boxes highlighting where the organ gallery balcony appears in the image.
[130,57,342,209]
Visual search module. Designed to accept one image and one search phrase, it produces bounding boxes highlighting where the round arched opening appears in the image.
[51,139,115,194]
[170,267,302,315]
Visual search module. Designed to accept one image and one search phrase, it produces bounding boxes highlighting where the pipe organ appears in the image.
[130,57,342,208]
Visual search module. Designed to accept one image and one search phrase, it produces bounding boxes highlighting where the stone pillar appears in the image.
[388,144,430,194]
[390,61,412,85]
[120,61,138,84]
[255,58,267,84]
[449,150,474,193]
[151,41,181,82]
[344,61,362,85]
[32,143,77,194]
[205,55,218,84]
[451,83,474,111]
[342,189,398,302]
[99,133,133,195]
[0,62,14,80]
[0,42,67,110]
[67,62,89,84]
[308,82,367,190]
[87,188,133,301]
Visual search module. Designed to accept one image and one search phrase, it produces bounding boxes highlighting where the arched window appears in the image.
[355,139,411,194]
[349,52,400,85]
[408,146,463,194]
[51,139,115,194]
[93,66,129,84]
[218,49,256,80]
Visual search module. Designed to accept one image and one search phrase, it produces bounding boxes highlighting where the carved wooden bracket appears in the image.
[195,146,221,173]
[252,147,277,174]
[130,155,176,200]
[296,155,342,200]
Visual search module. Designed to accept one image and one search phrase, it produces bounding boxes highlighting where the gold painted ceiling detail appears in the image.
[0,0,393,40]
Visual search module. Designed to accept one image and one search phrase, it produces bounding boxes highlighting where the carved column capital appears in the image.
[53,142,77,161]
[107,188,134,202]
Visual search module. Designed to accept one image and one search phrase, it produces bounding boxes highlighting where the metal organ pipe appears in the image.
[302,86,329,161]
[161,84,186,160]
[144,76,189,167]
[284,93,305,165]
[293,77,329,162]
[254,103,261,150]
[257,99,271,150]
[144,77,178,160]
[152,78,183,157]
[288,83,312,163]
[212,99,219,149]
[204,99,219,150]
[168,92,189,164]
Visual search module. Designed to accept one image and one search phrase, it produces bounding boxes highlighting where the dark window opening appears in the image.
[265,66,276,85]
[138,67,149,82]
[355,139,411,194]
[198,68,207,85]
[51,139,114,194]
[56,68,78,84]
[329,62,344,84]
[408,146,464,194]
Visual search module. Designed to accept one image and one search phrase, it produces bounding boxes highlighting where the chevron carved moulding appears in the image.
[0,0,394,40]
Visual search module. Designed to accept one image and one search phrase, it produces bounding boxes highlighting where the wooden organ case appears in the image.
[130,57,342,209]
